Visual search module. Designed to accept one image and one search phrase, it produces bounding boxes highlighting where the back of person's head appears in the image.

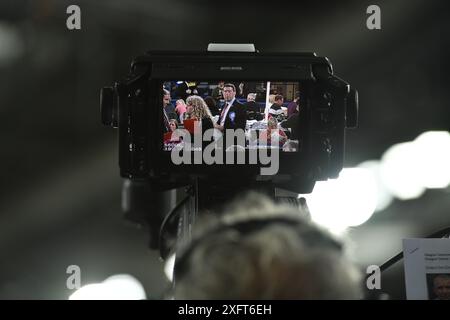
[173,192,362,300]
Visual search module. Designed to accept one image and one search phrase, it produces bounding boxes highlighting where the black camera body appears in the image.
[101,50,358,194]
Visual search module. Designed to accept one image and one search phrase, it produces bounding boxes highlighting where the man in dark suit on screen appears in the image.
[215,83,247,150]
[216,83,247,132]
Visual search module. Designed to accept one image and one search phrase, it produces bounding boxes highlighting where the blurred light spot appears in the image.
[380,131,450,201]
[357,160,393,212]
[380,141,426,200]
[164,253,176,282]
[0,23,24,66]
[303,168,377,234]
[69,283,109,300]
[69,274,146,300]
[413,131,450,189]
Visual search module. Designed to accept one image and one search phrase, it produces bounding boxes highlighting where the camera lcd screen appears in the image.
[162,81,301,153]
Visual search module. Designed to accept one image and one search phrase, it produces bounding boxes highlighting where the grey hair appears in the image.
[247,93,257,101]
[174,192,363,300]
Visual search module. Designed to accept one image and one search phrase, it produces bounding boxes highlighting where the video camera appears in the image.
[101,46,357,190]
[100,45,358,252]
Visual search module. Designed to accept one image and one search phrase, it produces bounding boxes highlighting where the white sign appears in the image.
[403,238,450,300]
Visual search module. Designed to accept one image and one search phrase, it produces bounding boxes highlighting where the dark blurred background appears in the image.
[0,0,449,299]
